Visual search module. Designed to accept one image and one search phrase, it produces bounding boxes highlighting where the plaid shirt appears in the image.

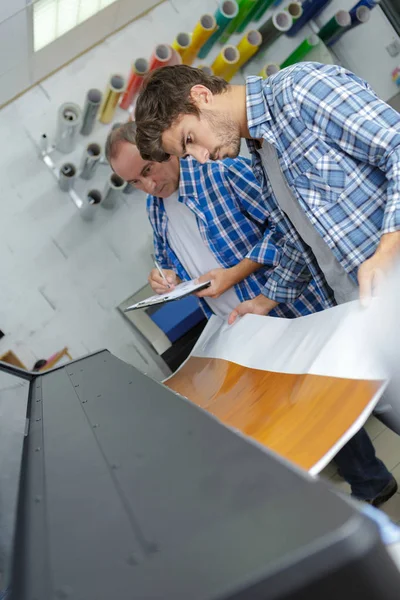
[147,156,325,318]
[246,62,400,304]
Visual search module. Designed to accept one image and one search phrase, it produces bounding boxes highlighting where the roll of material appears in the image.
[253,0,275,22]
[80,189,102,221]
[80,89,102,136]
[58,162,76,192]
[55,102,82,154]
[211,45,240,81]
[286,1,303,22]
[172,32,191,58]
[236,30,262,69]
[286,0,332,37]
[258,11,293,52]
[318,10,351,45]
[327,6,370,45]
[120,58,149,111]
[280,34,320,68]
[236,0,265,32]
[102,173,127,209]
[220,0,256,43]
[236,0,260,34]
[197,1,239,59]
[197,64,214,76]
[39,133,49,154]
[79,142,102,180]
[352,0,380,9]
[98,75,125,125]
[258,63,280,78]
[182,14,217,65]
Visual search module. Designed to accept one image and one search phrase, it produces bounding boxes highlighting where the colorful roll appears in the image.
[80,89,102,136]
[98,75,125,124]
[197,65,214,76]
[236,0,262,33]
[287,0,332,37]
[280,34,320,69]
[258,11,293,52]
[236,30,262,69]
[318,10,351,45]
[172,32,191,58]
[197,1,239,60]
[327,6,370,46]
[286,1,303,22]
[220,0,255,43]
[253,0,275,22]
[352,0,380,9]
[149,44,173,70]
[236,0,265,32]
[55,102,82,153]
[120,58,149,110]
[211,45,240,81]
[258,63,280,78]
[182,14,217,65]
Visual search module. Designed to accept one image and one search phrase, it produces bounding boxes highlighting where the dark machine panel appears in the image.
[8,351,400,599]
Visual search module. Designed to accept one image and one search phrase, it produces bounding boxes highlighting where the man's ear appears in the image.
[189,84,213,108]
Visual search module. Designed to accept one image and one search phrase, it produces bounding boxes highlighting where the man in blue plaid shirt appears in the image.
[107,120,397,506]
[135,62,400,322]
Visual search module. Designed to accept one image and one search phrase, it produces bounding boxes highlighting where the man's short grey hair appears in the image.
[105,121,137,163]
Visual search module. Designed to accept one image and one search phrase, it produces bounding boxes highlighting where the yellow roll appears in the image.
[211,45,240,82]
[182,14,217,65]
[236,29,262,70]
[99,74,126,124]
[258,63,280,79]
[172,32,191,58]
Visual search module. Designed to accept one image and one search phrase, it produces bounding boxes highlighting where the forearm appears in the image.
[376,231,400,260]
[228,258,262,285]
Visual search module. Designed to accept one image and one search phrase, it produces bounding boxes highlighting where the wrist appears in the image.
[257,294,279,312]
[377,231,400,257]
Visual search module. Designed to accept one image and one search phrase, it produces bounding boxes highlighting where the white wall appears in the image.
[0,0,161,107]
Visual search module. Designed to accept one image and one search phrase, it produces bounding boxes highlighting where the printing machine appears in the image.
[1,350,400,599]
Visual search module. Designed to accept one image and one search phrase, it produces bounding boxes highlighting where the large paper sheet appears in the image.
[165,300,387,475]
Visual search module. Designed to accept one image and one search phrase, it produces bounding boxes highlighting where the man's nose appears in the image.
[190,146,210,164]
[143,178,157,194]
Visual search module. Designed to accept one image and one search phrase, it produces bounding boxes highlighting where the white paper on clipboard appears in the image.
[124,279,211,312]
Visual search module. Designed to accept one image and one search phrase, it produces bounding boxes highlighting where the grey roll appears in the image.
[102,173,126,209]
[80,189,102,221]
[58,162,77,191]
[123,182,135,195]
[80,142,102,180]
[55,102,83,154]
[80,88,102,136]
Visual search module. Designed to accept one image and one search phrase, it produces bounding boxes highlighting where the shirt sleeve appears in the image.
[146,195,173,269]
[222,159,312,301]
[290,65,400,234]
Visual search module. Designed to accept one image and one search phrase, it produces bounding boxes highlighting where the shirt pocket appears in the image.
[292,145,349,207]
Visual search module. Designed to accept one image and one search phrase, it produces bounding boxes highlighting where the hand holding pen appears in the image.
[149,255,181,294]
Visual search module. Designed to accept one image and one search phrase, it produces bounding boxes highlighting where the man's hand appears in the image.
[228,294,279,325]
[148,269,181,294]
[195,268,236,298]
[358,232,400,307]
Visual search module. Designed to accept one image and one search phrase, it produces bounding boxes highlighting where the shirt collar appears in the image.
[246,76,272,139]
[177,157,198,199]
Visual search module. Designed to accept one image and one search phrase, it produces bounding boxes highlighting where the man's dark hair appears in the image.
[105,121,137,164]
[135,65,229,162]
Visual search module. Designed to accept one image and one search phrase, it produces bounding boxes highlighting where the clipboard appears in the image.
[124,279,212,312]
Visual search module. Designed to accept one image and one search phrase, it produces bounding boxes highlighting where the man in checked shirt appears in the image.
[106,118,397,507]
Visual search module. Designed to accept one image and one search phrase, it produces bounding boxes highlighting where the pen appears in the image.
[151,253,171,288]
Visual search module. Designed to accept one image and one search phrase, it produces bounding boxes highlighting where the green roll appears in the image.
[236,0,264,32]
[280,34,320,69]
[253,0,275,22]
[318,10,351,45]
[197,0,239,59]
[220,0,255,44]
